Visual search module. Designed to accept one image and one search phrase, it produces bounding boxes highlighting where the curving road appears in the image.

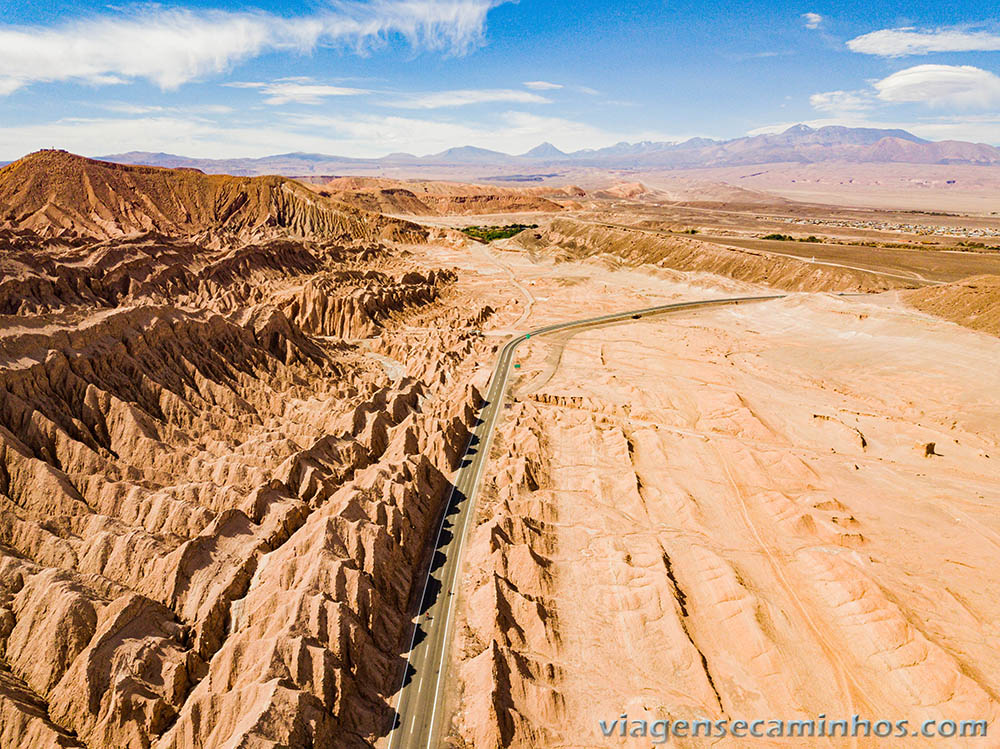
[386,293,786,749]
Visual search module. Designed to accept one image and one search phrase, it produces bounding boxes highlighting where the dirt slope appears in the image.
[512,218,914,293]
[316,176,567,216]
[902,275,1000,337]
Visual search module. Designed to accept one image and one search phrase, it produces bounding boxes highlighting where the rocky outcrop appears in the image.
[0,231,325,315]
[317,177,566,216]
[451,403,565,749]
[280,269,456,339]
[0,277,495,746]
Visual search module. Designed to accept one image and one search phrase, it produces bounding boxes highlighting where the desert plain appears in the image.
[0,147,998,749]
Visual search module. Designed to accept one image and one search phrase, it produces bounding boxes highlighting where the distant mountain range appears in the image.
[97,124,1000,178]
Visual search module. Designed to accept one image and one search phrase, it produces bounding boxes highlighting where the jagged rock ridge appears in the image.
[0,150,498,748]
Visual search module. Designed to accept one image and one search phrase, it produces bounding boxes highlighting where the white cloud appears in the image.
[802,13,823,30]
[100,102,235,115]
[912,115,1000,143]
[0,77,23,95]
[498,111,647,148]
[229,81,369,105]
[101,103,166,115]
[280,112,501,152]
[847,27,1000,57]
[809,90,875,114]
[523,80,563,90]
[279,109,634,154]
[0,1,507,94]
[874,64,1000,109]
[383,88,550,109]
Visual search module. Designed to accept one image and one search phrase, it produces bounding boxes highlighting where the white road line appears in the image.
[424,343,517,747]
[387,338,517,749]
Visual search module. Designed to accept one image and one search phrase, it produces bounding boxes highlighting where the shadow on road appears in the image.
[380,392,494,742]
[384,481,467,710]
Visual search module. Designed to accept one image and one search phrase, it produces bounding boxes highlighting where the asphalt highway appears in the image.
[386,293,786,749]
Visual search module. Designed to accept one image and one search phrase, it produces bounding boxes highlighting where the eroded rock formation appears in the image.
[0,151,497,747]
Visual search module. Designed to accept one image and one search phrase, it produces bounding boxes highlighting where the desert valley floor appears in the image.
[0,151,998,748]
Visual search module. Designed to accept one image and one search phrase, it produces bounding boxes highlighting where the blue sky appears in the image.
[0,0,998,159]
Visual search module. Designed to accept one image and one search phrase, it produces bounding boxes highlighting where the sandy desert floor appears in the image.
[640,163,1000,215]
[445,243,1000,748]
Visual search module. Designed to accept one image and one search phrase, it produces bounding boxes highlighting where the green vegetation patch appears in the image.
[762,233,822,243]
[459,223,538,242]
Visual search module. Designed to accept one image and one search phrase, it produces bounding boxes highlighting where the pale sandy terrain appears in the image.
[285,161,1000,216]
[448,245,1000,747]
[640,163,1000,214]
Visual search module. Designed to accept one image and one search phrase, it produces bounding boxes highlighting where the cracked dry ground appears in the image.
[451,293,1000,748]
[0,229,507,748]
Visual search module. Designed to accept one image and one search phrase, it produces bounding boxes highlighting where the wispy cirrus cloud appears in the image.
[523,80,563,90]
[228,79,370,105]
[0,1,508,95]
[383,88,550,109]
[99,102,235,115]
[809,89,875,114]
[847,27,1000,56]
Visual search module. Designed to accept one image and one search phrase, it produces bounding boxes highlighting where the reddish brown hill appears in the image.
[314,176,568,216]
[0,150,423,242]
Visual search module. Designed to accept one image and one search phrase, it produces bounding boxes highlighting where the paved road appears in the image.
[386,293,786,749]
